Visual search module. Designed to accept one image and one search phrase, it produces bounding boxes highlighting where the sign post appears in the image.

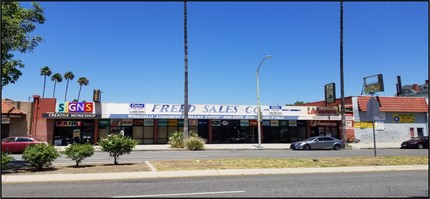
[367,96,380,157]
[363,73,384,157]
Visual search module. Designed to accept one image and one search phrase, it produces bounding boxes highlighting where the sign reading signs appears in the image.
[43,101,97,119]
[57,102,94,113]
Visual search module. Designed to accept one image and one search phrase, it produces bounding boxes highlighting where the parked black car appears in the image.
[400,136,429,149]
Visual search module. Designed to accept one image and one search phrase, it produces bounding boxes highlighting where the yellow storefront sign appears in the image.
[393,114,415,123]
[354,121,374,128]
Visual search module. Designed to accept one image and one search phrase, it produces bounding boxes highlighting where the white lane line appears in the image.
[112,190,245,198]
[144,161,157,172]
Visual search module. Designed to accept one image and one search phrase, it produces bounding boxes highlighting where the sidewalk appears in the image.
[2,165,427,183]
[2,142,412,184]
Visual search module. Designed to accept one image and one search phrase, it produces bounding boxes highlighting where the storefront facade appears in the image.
[7,95,427,145]
[37,101,344,145]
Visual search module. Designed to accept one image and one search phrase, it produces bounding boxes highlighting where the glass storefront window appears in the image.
[133,126,144,144]
[144,126,154,144]
[158,127,168,144]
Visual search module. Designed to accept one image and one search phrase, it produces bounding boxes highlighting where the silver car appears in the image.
[290,136,345,150]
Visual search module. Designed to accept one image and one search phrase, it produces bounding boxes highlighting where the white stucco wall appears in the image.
[354,123,427,143]
[352,96,428,143]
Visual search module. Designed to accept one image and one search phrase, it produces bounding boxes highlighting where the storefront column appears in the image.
[31,95,40,138]
[94,119,99,143]
[153,120,158,144]
[306,121,311,138]
[208,120,212,143]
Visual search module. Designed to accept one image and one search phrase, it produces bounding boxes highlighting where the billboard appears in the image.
[363,74,384,94]
[325,83,336,104]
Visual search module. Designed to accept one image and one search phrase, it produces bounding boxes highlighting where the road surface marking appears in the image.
[112,190,245,198]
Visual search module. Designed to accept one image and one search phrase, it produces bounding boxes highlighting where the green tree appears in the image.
[2,152,15,170]
[63,71,74,101]
[1,2,45,88]
[99,134,137,165]
[40,66,52,97]
[64,143,95,167]
[77,77,89,101]
[51,73,62,98]
[22,144,60,171]
[285,101,305,106]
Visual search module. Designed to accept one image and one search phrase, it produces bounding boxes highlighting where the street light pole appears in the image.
[256,55,272,149]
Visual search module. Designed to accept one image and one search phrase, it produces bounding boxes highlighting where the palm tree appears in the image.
[40,66,52,98]
[183,0,189,140]
[51,73,63,98]
[64,71,75,101]
[77,77,89,101]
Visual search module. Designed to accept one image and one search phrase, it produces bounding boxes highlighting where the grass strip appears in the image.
[150,156,428,171]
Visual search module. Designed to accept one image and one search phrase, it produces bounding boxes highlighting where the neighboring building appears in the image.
[3,95,428,145]
[398,80,428,99]
[302,96,428,144]
[1,99,31,139]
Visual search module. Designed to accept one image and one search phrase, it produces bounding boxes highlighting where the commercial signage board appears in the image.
[105,103,317,120]
[393,114,415,123]
[325,83,336,104]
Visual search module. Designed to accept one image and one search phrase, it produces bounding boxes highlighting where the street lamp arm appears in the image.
[257,55,272,72]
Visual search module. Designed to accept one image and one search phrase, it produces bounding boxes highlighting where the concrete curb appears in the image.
[2,165,427,183]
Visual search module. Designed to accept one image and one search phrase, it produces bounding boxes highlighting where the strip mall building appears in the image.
[1,95,428,145]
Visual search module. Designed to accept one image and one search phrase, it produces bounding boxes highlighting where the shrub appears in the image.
[168,131,201,149]
[99,134,137,165]
[168,131,184,148]
[22,144,60,170]
[2,152,15,170]
[184,136,205,151]
[64,143,95,167]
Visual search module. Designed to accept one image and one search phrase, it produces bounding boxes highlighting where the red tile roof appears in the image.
[358,96,428,113]
[2,100,27,115]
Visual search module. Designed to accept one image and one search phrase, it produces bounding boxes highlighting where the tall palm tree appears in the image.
[40,66,52,98]
[51,73,62,98]
[183,0,189,140]
[64,71,75,101]
[77,77,89,101]
[340,0,347,145]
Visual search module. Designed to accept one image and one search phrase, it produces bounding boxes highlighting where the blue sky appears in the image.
[2,1,428,106]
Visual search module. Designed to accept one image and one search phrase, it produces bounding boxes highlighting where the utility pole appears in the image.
[183,0,189,140]
[340,0,347,144]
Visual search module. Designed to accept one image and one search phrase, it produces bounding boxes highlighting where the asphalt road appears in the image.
[2,171,428,198]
